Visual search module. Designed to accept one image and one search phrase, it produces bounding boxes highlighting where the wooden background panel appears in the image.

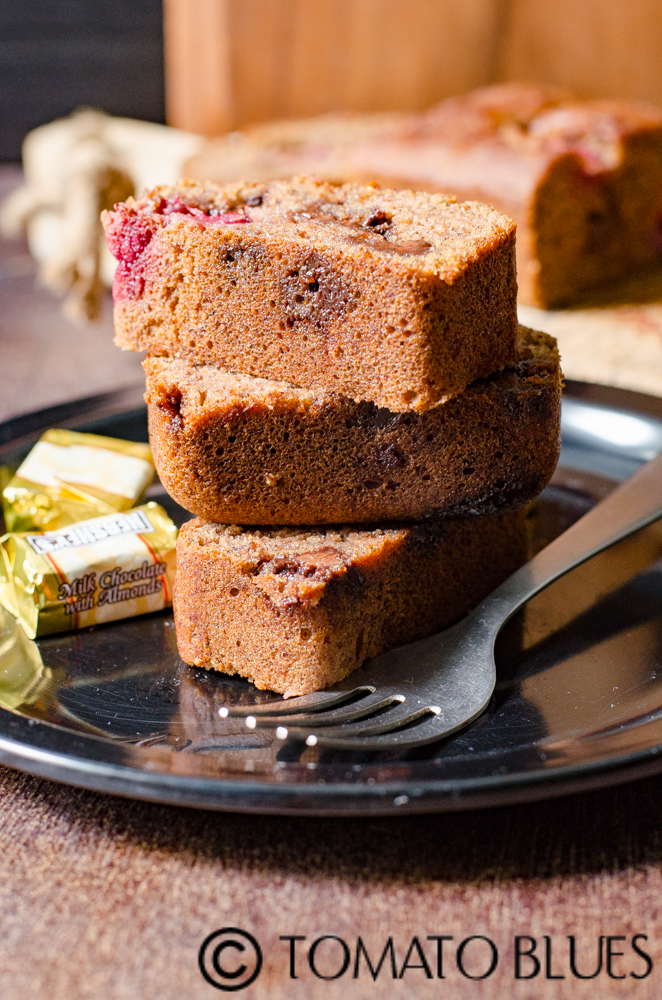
[225,0,297,126]
[163,0,233,136]
[164,0,505,134]
[164,0,662,136]
[500,0,662,107]
[279,0,505,116]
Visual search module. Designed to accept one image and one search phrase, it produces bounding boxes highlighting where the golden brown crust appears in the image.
[103,176,518,412]
[145,325,561,525]
[173,511,528,696]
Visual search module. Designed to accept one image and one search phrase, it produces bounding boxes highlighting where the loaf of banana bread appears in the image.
[145,325,560,525]
[351,82,662,308]
[184,83,662,309]
[173,511,528,696]
[103,176,518,412]
[184,111,405,186]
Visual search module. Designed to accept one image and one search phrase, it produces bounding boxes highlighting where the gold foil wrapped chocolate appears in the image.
[0,605,49,710]
[0,502,177,638]
[2,428,155,533]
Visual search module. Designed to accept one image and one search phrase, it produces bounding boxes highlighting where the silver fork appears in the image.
[222,452,662,751]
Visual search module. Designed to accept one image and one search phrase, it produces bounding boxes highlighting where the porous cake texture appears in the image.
[145,326,561,525]
[103,176,518,412]
[173,511,528,696]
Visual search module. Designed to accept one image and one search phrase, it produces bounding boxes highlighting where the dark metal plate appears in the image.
[1,381,662,815]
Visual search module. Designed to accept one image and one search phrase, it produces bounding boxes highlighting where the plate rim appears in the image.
[2,717,662,815]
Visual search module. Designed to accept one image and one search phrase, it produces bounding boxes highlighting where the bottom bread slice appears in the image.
[174,511,528,696]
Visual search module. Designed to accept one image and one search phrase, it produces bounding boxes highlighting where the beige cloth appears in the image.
[0,111,203,322]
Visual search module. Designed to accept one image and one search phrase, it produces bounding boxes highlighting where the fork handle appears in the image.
[477,450,662,632]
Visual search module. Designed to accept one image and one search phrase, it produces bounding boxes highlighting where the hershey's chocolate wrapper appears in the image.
[2,428,155,533]
[0,502,176,638]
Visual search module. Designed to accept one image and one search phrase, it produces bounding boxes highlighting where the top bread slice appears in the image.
[103,176,518,412]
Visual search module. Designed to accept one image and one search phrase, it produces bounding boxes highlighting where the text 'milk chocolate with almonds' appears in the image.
[103,176,518,412]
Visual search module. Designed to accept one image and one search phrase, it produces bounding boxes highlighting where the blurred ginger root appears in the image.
[1,109,204,321]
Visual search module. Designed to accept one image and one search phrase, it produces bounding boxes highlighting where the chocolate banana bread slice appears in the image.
[145,325,560,525]
[174,511,528,696]
[103,176,517,412]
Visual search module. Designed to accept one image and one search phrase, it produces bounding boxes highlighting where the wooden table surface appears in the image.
[1,165,662,1000]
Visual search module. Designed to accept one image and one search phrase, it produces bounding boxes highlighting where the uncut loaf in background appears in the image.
[174,511,528,697]
[355,83,662,310]
[186,84,662,310]
[103,176,518,412]
[145,326,561,525]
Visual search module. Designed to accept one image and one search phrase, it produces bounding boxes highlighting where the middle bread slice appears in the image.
[144,325,561,525]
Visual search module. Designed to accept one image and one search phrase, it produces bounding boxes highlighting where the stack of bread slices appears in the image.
[103,176,562,697]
